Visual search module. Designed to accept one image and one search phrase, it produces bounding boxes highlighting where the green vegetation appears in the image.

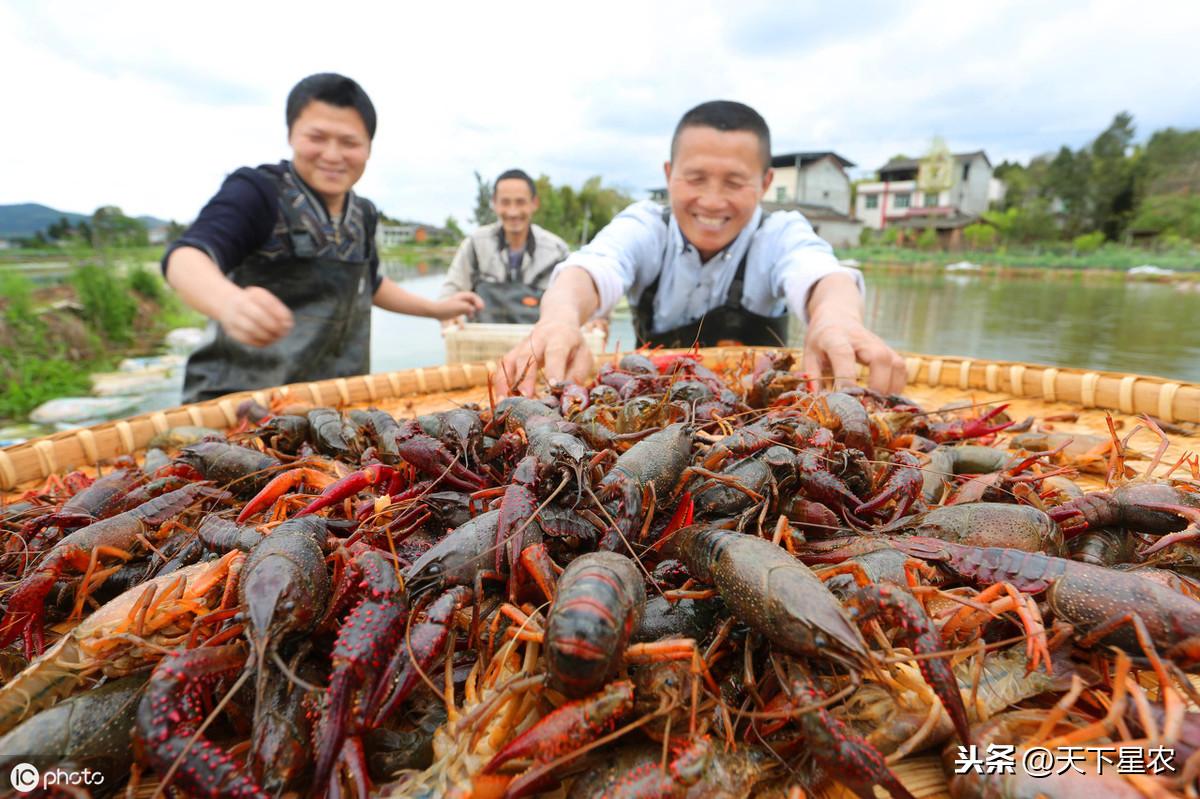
[72,264,139,345]
[963,223,996,250]
[531,175,633,246]
[127,264,166,302]
[0,356,94,421]
[1071,232,1105,255]
[992,114,1200,244]
[471,170,496,227]
[0,265,197,421]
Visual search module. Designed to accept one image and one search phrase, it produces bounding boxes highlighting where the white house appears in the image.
[855,150,996,234]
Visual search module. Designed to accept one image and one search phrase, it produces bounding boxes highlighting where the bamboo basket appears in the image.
[4,348,1198,494]
[4,349,1200,799]
[442,322,607,365]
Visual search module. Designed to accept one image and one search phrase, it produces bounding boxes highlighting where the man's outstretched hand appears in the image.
[494,319,594,396]
[802,311,907,395]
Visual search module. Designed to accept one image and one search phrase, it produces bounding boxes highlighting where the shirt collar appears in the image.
[496,224,536,255]
[668,205,763,263]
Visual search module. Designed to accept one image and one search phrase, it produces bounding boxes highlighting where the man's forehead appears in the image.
[494,179,534,198]
[672,128,765,172]
[293,102,369,137]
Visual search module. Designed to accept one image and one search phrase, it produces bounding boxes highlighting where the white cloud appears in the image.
[2,0,1198,227]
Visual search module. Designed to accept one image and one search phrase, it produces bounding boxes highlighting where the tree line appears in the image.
[989,112,1200,246]
[19,207,185,249]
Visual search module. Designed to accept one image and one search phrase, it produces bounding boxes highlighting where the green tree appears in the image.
[531,174,634,245]
[444,215,464,240]
[993,160,1029,211]
[1139,128,1200,196]
[471,170,496,226]
[45,216,73,241]
[1088,112,1139,240]
[90,206,149,248]
[963,222,996,250]
[982,201,1056,244]
[1071,231,1105,254]
[916,228,939,250]
[1045,146,1091,236]
[165,220,187,243]
[1130,195,1200,240]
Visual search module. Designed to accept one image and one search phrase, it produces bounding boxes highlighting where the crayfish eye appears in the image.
[427,563,442,576]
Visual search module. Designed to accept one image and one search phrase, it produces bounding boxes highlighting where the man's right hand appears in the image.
[495,318,593,396]
[217,286,294,347]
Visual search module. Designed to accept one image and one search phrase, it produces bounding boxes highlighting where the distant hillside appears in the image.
[0,205,172,238]
[0,204,88,237]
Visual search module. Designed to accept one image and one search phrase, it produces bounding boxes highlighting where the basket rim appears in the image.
[1,347,1197,491]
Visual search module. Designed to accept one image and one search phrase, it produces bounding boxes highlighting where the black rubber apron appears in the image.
[632,212,788,348]
[469,240,557,324]
[181,200,373,403]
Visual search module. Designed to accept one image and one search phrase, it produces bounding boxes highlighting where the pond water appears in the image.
[372,264,1200,383]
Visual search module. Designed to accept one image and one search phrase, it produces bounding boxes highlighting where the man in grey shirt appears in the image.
[440,169,571,325]
[496,100,906,396]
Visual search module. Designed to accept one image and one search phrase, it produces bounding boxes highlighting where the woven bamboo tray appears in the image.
[4,348,1200,798]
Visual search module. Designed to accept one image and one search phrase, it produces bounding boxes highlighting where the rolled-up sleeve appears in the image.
[161,168,276,276]
[550,202,663,320]
[769,212,865,323]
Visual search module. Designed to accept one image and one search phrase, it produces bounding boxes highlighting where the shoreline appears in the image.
[849,258,1200,284]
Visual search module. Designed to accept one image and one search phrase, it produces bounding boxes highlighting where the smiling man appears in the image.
[496,100,906,396]
[439,169,570,325]
[164,73,482,402]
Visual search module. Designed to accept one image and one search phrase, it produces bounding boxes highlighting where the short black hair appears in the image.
[670,100,771,171]
[286,73,377,140]
[493,169,537,198]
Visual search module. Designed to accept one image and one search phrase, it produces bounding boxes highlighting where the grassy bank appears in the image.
[0,264,201,421]
[839,242,1200,271]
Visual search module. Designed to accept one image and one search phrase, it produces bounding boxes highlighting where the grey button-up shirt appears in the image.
[553,200,863,334]
[440,222,570,299]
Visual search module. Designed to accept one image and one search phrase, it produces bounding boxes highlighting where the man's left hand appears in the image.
[803,312,907,395]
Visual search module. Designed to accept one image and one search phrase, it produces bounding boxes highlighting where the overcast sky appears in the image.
[3,0,1198,228]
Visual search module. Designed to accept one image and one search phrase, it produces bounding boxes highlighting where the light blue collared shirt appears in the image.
[552,200,863,334]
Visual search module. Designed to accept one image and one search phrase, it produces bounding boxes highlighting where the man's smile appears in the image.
[692,213,731,231]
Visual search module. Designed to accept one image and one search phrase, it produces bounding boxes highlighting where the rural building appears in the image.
[647,150,864,248]
[376,222,453,248]
[147,225,169,246]
[855,149,1003,246]
[763,151,861,247]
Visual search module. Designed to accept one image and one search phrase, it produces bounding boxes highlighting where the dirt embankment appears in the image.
[0,283,170,363]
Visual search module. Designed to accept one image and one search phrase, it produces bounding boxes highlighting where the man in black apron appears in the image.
[496,100,906,396]
[439,169,572,325]
[163,74,483,403]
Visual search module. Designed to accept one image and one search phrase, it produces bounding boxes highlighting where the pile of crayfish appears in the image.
[3,348,1200,799]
